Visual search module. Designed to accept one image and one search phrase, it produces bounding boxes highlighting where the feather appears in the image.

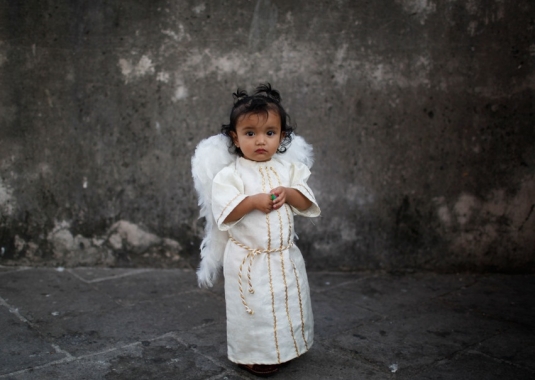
[279,135,314,169]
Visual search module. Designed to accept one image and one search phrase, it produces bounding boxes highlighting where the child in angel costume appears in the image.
[192,84,320,377]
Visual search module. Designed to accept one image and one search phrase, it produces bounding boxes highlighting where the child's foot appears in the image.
[238,363,279,377]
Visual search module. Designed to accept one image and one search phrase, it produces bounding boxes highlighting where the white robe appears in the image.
[212,156,321,365]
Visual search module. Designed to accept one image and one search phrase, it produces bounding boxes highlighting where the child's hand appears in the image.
[270,187,287,210]
[251,193,275,214]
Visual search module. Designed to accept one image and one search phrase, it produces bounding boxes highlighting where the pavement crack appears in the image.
[466,349,535,374]
[433,276,480,300]
[190,320,225,331]
[0,341,143,378]
[202,288,226,303]
[66,268,155,283]
[126,288,202,307]
[51,343,74,360]
[0,356,77,378]
[0,266,30,277]
[0,295,38,329]
[409,330,504,376]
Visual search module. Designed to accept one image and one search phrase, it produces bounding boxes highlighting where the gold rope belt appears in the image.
[229,236,294,315]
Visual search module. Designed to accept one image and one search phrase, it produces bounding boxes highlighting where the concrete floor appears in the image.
[0,266,534,379]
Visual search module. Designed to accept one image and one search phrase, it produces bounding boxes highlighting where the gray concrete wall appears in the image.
[1,0,534,272]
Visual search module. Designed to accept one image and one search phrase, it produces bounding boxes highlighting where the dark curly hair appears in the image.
[221,83,294,156]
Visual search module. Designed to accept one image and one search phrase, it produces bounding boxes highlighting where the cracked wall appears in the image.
[0,0,534,271]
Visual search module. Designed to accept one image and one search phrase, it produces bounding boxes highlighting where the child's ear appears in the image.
[230,131,238,146]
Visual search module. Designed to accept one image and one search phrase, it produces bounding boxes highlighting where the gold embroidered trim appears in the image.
[216,193,242,225]
[259,167,272,250]
[269,167,293,245]
[291,258,309,351]
[294,183,314,200]
[268,166,299,357]
[268,250,280,363]
[265,167,284,248]
[283,204,292,245]
[280,249,299,357]
[259,166,279,362]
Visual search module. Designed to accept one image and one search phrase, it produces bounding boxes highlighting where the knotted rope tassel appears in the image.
[231,237,294,315]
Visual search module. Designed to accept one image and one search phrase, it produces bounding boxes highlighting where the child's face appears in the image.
[231,110,283,162]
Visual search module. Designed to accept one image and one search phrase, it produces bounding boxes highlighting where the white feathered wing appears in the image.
[191,134,314,288]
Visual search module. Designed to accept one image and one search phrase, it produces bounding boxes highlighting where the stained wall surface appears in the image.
[1,0,534,271]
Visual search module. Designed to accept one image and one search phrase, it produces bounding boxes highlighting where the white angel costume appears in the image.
[192,134,320,365]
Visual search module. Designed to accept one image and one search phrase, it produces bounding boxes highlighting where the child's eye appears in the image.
[267,131,276,136]
[245,131,254,136]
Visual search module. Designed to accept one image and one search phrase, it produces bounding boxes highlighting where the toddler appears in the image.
[192,84,320,376]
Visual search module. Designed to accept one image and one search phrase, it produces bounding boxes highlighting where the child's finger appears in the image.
[271,187,282,196]
[272,197,282,209]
